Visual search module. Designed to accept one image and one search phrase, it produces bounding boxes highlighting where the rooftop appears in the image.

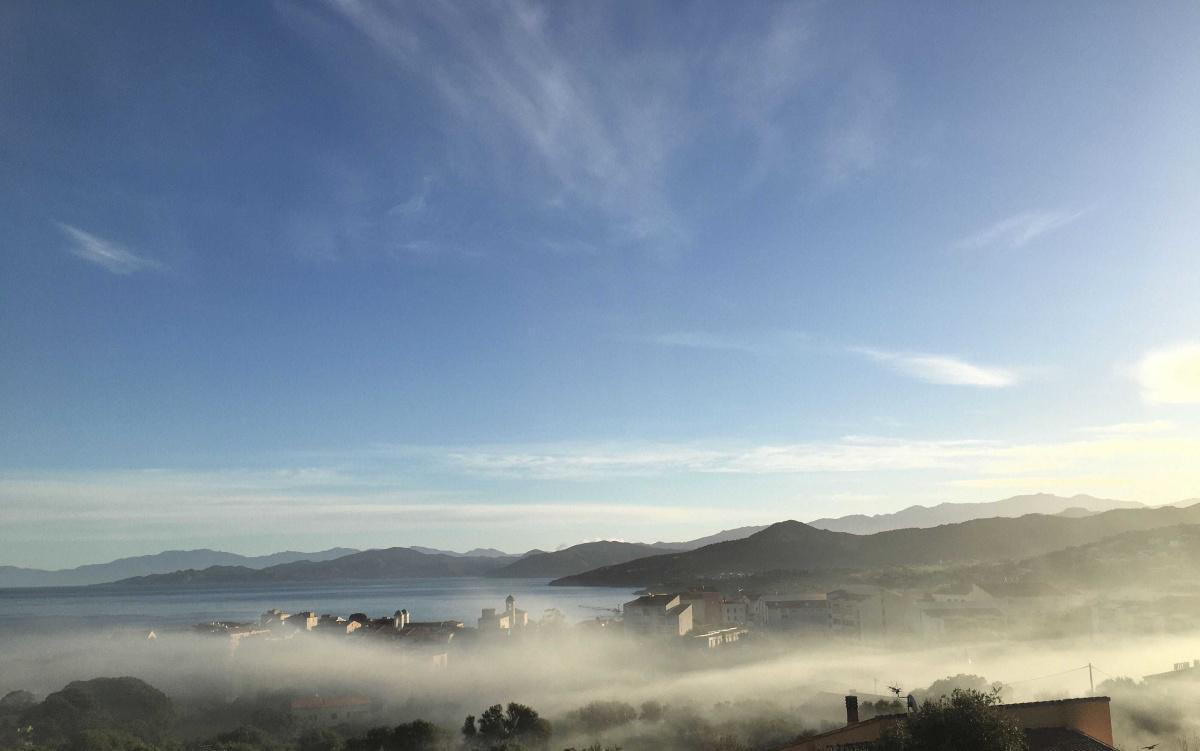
[626,594,678,607]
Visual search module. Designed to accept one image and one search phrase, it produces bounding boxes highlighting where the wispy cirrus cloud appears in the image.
[953,207,1088,251]
[853,347,1019,388]
[1135,342,1200,404]
[823,65,897,181]
[629,329,807,356]
[640,332,759,353]
[57,223,163,274]
[285,3,895,258]
[317,0,688,250]
[438,437,997,480]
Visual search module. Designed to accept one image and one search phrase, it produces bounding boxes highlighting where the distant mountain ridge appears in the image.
[806,493,1141,534]
[407,546,518,558]
[487,541,678,578]
[106,547,511,587]
[0,547,358,589]
[5,494,1167,590]
[553,502,1200,587]
[652,525,770,550]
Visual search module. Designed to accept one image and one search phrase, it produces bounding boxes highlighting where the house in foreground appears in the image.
[782,695,1116,751]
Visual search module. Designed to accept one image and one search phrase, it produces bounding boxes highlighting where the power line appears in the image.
[1006,664,1092,686]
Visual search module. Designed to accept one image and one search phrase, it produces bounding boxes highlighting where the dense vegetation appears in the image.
[0,677,813,751]
[6,671,1191,750]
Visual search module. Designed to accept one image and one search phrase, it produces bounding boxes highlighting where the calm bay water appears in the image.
[0,578,637,635]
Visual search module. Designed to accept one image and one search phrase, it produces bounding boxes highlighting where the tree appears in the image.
[210,724,283,751]
[0,691,35,715]
[638,701,664,723]
[19,677,175,749]
[503,703,546,740]
[467,703,551,748]
[390,720,444,750]
[876,689,1027,751]
[462,715,478,740]
[565,702,637,735]
[477,705,507,741]
[298,727,344,751]
[64,727,159,751]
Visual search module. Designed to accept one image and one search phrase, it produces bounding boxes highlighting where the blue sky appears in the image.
[3,1,1200,567]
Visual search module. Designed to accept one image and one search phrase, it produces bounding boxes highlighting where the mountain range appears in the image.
[805,493,1141,535]
[105,547,508,587]
[486,541,678,578]
[0,493,1161,589]
[0,547,358,589]
[551,502,1200,587]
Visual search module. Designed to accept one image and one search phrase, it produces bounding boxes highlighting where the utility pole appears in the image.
[1088,662,1094,694]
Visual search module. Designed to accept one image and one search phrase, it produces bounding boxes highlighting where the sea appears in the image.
[0,578,639,635]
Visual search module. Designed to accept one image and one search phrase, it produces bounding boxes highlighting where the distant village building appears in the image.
[691,626,747,648]
[623,594,693,636]
[917,606,1004,640]
[764,595,832,633]
[478,595,529,635]
[316,614,362,634]
[928,583,995,606]
[679,591,724,627]
[784,695,1117,751]
[722,597,749,626]
[1144,659,1200,683]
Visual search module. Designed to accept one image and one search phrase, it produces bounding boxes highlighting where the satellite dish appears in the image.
[906,694,918,713]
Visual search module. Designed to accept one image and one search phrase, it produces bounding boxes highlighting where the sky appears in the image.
[2,1,1200,568]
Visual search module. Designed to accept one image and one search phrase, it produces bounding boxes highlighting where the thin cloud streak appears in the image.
[57,223,163,274]
[629,330,808,355]
[853,347,1019,387]
[953,208,1088,250]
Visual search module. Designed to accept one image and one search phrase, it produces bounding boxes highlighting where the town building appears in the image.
[691,626,748,648]
[679,591,724,626]
[623,594,693,636]
[927,583,995,606]
[722,597,749,626]
[764,595,832,633]
[1144,659,1200,683]
[478,595,529,635]
[783,695,1117,751]
[827,588,919,640]
[917,606,1004,640]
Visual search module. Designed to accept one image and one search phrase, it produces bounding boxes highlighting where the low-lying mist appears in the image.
[4,626,1200,749]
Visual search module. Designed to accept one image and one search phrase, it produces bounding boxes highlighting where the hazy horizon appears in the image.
[0,490,1172,571]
